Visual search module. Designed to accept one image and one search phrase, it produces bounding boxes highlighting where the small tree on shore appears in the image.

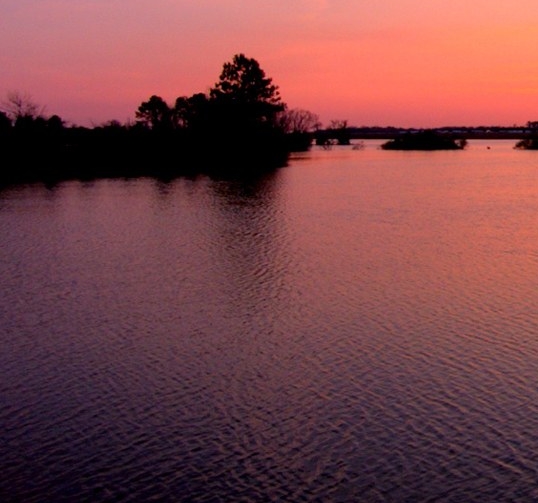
[277,108,320,134]
[328,119,351,145]
[1,91,44,122]
[276,108,320,151]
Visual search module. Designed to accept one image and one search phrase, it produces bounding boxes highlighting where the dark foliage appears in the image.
[329,120,351,145]
[0,111,11,132]
[283,132,314,152]
[514,138,538,149]
[1,55,316,185]
[381,130,467,150]
[314,120,352,146]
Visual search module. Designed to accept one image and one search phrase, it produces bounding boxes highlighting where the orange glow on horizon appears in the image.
[2,0,538,128]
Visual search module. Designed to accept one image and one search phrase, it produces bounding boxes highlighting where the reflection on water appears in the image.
[2,140,538,502]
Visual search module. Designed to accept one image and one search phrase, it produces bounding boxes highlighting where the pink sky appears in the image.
[2,0,538,128]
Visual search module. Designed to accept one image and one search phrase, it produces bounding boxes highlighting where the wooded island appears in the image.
[1,54,538,185]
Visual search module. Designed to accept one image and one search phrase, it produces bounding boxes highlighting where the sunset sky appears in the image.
[2,0,538,128]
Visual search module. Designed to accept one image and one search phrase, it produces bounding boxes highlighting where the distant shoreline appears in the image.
[318,126,536,141]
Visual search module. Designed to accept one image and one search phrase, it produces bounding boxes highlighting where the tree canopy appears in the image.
[134,54,288,134]
[0,54,320,183]
[210,54,282,108]
[208,53,285,131]
[135,95,172,131]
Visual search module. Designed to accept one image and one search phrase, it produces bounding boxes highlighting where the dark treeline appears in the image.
[318,124,538,141]
[0,54,319,185]
[316,123,538,150]
[3,54,538,185]
[514,122,538,149]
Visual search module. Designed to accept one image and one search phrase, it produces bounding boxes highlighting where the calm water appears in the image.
[2,140,538,502]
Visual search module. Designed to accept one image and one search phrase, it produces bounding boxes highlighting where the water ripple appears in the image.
[3,148,538,501]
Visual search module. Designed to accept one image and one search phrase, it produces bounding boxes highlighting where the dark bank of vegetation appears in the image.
[314,120,352,146]
[0,54,320,185]
[514,122,538,150]
[380,129,467,150]
[515,138,538,150]
[3,54,538,186]
[319,124,538,141]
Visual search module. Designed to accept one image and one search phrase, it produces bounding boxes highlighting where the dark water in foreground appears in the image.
[2,140,538,502]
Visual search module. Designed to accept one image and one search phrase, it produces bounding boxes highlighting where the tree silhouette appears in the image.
[277,108,320,134]
[277,108,320,151]
[135,95,172,131]
[1,91,43,121]
[173,93,211,130]
[210,54,282,107]
[328,119,351,145]
[0,54,311,185]
[209,54,284,128]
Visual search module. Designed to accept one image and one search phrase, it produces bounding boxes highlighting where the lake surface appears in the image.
[2,140,538,502]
